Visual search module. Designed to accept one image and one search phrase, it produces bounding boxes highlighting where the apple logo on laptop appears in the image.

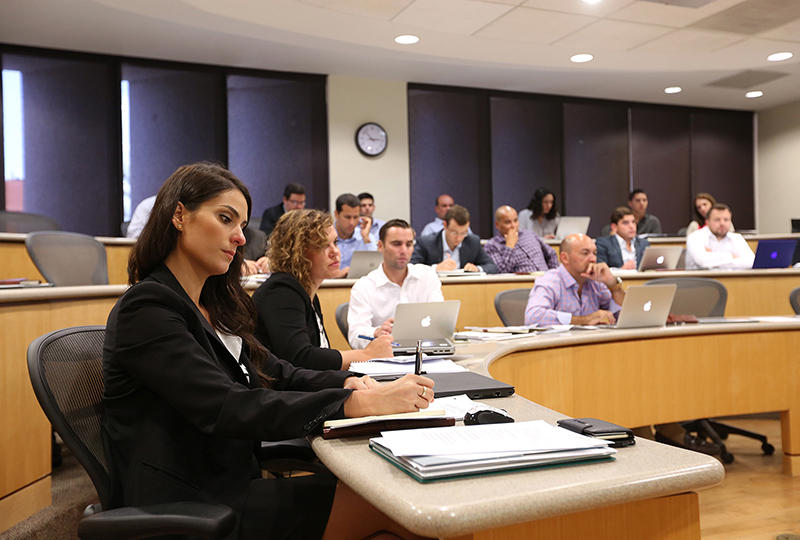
[643,301,652,312]
[420,316,432,328]
[656,255,665,265]
[771,251,778,259]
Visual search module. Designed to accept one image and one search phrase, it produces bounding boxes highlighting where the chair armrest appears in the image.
[77,502,235,540]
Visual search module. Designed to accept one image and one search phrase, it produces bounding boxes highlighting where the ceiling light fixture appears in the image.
[570,54,594,63]
[664,87,682,94]
[745,91,764,98]
[582,0,603,4]
[767,52,793,62]
[395,35,419,45]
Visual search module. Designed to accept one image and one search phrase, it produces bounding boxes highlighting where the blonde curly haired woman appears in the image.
[252,209,393,370]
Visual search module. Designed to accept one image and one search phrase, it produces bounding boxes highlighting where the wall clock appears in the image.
[355,122,387,156]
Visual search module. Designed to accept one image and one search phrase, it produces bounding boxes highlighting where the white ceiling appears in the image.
[2,0,800,111]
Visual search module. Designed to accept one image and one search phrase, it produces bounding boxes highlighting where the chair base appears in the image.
[681,418,775,465]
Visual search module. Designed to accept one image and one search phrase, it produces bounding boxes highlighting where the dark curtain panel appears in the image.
[4,53,120,235]
[408,84,492,238]
[124,63,227,210]
[563,100,629,237]
[227,72,328,217]
[490,92,562,226]
[691,110,755,230]
[630,105,692,234]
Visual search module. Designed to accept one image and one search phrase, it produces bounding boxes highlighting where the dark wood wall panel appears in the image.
[630,105,692,234]
[563,101,630,238]
[490,93,562,219]
[691,110,755,230]
[408,85,492,237]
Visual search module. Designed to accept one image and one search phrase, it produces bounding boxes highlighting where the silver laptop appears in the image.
[391,300,460,355]
[347,251,383,279]
[637,246,684,272]
[611,285,677,329]
[555,216,591,240]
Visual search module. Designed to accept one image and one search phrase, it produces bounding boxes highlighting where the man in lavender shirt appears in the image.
[524,234,627,326]
[484,205,558,274]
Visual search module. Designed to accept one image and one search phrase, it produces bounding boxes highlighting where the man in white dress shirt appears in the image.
[685,204,754,270]
[348,219,444,350]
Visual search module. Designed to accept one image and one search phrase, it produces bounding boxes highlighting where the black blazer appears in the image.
[595,234,650,268]
[252,272,342,371]
[259,202,284,236]
[410,230,499,274]
[102,265,353,539]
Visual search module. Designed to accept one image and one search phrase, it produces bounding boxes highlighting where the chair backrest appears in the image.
[790,287,800,315]
[27,326,111,508]
[0,211,60,233]
[243,227,267,261]
[25,231,109,286]
[335,302,349,340]
[494,288,531,326]
[644,277,727,317]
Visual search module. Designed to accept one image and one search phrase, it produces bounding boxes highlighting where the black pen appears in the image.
[414,339,425,375]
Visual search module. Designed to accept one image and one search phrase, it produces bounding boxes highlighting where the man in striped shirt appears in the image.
[524,234,626,326]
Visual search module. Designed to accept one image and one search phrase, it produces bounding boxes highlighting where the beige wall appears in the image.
[327,76,410,223]
[758,99,800,234]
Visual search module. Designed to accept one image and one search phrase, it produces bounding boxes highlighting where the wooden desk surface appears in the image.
[471,319,800,475]
[312,394,723,539]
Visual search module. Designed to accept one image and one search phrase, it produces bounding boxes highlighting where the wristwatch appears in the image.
[609,276,624,291]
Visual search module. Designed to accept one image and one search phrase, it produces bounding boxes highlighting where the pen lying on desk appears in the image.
[357,334,401,347]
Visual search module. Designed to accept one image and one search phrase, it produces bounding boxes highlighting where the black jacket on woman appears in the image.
[102,264,353,540]
[252,272,342,371]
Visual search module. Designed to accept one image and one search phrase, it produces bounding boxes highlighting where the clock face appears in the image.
[356,123,387,156]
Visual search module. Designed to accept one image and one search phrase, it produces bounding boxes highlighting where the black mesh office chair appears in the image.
[791,287,800,315]
[494,288,530,326]
[335,302,349,341]
[25,231,109,286]
[27,326,236,540]
[645,277,774,464]
[0,210,60,233]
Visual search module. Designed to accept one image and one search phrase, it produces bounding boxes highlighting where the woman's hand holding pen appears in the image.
[362,333,394,360]
[343,374,435,417]
[343,375,382,390]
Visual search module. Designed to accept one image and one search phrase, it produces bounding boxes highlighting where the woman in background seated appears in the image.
[253,209,393,370]
[103,162,434,540]
[518,187,560,238]
[685,193,733,236]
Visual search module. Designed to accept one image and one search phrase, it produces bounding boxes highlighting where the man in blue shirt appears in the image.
[358,192,385,236]
[334,193,377,277]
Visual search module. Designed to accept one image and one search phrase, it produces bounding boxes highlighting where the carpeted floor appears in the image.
[0,445,97,540]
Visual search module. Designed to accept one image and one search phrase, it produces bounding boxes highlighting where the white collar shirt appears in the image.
[347,263,444,349]
[685,226,755,269]
[614,234,637,265]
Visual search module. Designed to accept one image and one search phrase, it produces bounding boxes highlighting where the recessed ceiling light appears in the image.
[582,0,603,4]
[570,54,594,63]
[767,52,793,62]
[395,35,419,45]
[745,91,764,98]
[664,87,682,94]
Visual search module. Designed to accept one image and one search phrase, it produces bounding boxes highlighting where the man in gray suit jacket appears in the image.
[596,207,650,269]
[411,205,498,274]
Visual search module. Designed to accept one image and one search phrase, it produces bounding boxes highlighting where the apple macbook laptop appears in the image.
[637,246,685,272]
[554,216,591,240]
[752,239,797,269]
[391,300,460,355]
[347,250,383,278]
[609,284,677,329]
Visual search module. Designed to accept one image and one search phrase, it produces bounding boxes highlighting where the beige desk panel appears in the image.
[486,325,800,475]
[0,290,121,533]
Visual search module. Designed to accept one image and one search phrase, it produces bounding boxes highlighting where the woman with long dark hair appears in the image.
[103,162,433,540]
[518,187,560,238]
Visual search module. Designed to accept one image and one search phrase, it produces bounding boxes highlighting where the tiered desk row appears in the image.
[1,232,799,538]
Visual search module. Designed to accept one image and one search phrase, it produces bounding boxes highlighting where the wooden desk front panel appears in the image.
[0,295,120,531]
[488,329,800,467]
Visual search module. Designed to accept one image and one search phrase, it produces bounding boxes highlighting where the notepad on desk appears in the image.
[322,409,454,439]
[370,420,616,482]
[349,358,467,377]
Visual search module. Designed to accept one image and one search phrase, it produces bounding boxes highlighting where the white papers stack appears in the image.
[370,420,617,482]
[350,358,467,377]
